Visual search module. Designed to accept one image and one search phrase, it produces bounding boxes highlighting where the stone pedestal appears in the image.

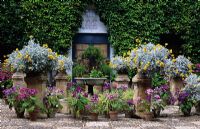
[93,85,102,94]
[12,72,26,87]
[55,72,68,97]
[24,74,47,99]
[132,71,151,117]
[169,77,184,104]
[59,99,70,114]
[114,74,130,88]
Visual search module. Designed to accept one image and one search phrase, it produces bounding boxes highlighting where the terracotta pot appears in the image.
[125,110,133,118]
[90,112,98,121]
[152,109,161,118]
[140,112,154,121]
[109,111,118,121]
[195,101,200,115]
[14,107,25,118]
[181,108,191,116]
[29,108,39,121]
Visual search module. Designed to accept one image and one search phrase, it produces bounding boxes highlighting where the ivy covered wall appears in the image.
[0,0,199,63]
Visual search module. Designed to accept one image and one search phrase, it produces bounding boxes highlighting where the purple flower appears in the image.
[75,86,82,93]
[127,99,134,105]
[83,92,88,97]
[91,94,98,103]
[103,82,110,91]
[146,88,153,95]
[85,104,91,110]
[154,95,160,100]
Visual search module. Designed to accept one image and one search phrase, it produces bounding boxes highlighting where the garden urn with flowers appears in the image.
[164,55,193,104]
[7,39,58,99]
[110,56,130,88]
[128,43,170,117]
[55,55,73,97]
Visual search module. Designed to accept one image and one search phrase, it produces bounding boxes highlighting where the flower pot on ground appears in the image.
[109,111,118,121]
[178,89,195,117]
[67,86,89,119]
[125,110,134,118]
[14,107,25,118]
[29,107,40,121]
[140,112,154,121]
[90,112,98,121]
[85,94,101,121]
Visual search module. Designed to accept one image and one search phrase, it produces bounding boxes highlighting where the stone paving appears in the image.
[1,99,200,129]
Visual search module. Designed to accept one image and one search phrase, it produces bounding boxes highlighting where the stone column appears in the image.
[55,72,68,97]
[132,71,152,117]
[12,71,26,87]
[114,74,130,88]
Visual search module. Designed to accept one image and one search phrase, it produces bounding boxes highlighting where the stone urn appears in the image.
[24,73,47,99]
[114,74,130,88]
[132,71,151,117]
[55,71,68,97]
[59,99,70,114]
[12,71,26,87]
[169,77,184,105]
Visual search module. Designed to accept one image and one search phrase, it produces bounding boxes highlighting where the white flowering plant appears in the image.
[164,55,193,79]
[56,55,73,72]
[6,39,58,73]
[128,43,170,76]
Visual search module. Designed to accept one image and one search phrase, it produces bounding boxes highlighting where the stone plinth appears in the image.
[12,72,26,87]
[24,74,47,99]
[132,71,151,117]
[114,74,130,88]
[55,72,68,97]
[59,99,70,114]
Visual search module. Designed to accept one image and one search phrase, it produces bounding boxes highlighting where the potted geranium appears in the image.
[3,86,26,118]
[43,87,64,118]
[177,88,195,116]
[85,94,101,121]
[20,87,43,121]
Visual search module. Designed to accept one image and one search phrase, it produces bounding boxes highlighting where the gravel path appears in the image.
[1,99,200,129]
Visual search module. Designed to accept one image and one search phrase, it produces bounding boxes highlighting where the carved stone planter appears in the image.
[12,71,26,87]
[132,71,151,117]
[59,99,70,114]
[55,72,68,97]
[24,73,47,99]
[114,74,130,88]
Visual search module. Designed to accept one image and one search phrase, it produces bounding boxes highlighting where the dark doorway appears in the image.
[160,33,184,57]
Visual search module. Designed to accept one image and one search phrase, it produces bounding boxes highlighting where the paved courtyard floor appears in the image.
[1,99,200,129]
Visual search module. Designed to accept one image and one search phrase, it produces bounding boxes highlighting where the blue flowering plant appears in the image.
[56,55,73,73]
[6,39,59,74]
[110,56,128,74]
[164,55,193,79]
[128,43,170,77]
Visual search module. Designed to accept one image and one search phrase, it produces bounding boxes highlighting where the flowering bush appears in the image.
[43,87,64,117]
[56,55,73,72]
[6,39,58,73]
[164,55,193,79]
[128,43,170,76]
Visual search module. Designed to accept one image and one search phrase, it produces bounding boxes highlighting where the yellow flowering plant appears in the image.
[6,39,58,73]
[56,55,73,73]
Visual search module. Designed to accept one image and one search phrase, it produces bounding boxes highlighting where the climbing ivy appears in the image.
[0,0,199,63]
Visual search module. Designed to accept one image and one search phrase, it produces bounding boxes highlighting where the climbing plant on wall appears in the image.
[0,0,199,63]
